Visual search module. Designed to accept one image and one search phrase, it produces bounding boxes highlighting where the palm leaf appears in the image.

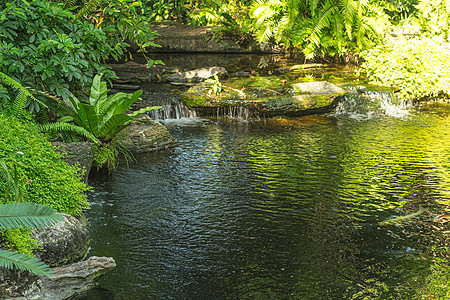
[0,203,64,230]
[0,249,51,275]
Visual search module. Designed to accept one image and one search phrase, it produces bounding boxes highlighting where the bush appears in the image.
[0,114,90,216]
[0,0,125,106]
[359,36,450,101]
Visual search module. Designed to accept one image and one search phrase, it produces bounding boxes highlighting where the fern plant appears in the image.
[39,74,161,170]
[251,0,386,60]
[0,72,46,117]
[0,202,63,275]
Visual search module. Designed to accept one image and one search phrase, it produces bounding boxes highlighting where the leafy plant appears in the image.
[0,202,63,275]
[39,74,162,169]
[205,75,223,95]
[0,0,124,109]
[250,0,388,60]
[359,35,450,101]
[0,113,90,216]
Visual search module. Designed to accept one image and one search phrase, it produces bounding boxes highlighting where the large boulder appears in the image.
[252,82,346,117]
[118,115,177,153]
[31,213,89,267]
[52,142,93,184]
[181,81,346,118]
[1,256,116,300]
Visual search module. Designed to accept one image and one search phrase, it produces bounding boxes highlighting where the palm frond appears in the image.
[0,249,51,275]
[0,202,64,230]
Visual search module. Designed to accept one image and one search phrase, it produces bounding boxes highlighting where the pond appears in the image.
[80,56,449,299]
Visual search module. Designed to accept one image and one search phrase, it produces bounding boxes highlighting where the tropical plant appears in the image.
[0,0,124,111]
[0,113,90,216]
[0,72,46,117]
[250,0,388,60]
[359,35,450,101]
[188,0,254,45]
[39,74,162,169]
[0,202,63,275]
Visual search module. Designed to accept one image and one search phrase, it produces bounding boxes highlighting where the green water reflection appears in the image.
[83,107,449,299]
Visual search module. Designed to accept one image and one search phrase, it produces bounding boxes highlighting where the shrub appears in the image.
[0,0,125,106]
[0,114,90,216]
[359,36,450,101]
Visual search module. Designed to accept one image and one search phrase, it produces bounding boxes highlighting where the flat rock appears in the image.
[166,67,227,85]
[4,256,116,300]
[109,61,177,84]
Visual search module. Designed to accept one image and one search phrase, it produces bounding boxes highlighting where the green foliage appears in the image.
[0,0,123,107]
[1,228,39,255]
[41,74,161,169]
[0,248,51,275]
[251,0,387,60]
[0,114,90,216]
[0,72,46,118]
[417,0,450,40]
[188,0,255,45]
[359,36,450,101]
[0,202,63,275]
[205,75,222,95]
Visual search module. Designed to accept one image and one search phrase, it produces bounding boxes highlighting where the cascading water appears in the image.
[333,86,409,118]
[148,98,197,120]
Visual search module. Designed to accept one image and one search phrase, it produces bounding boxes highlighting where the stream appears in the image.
[80,55,449,299]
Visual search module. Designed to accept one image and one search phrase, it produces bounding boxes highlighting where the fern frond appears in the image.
[75,0,104,20]
[0,203,64,230]
[38,122,99,144]
[0,72,46,116]
[0,249,51,275]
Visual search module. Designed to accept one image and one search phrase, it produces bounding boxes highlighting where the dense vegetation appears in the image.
[0,0,448,293]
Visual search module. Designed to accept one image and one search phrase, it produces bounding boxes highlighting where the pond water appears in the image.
[80,57,449,299]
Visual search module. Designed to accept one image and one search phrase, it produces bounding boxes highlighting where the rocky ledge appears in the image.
[0,214,115,300]
[182,81,347,117]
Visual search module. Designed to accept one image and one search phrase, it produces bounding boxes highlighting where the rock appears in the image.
[109,61,177,84]
[148,21,279,53]
[1,256,116,300]
[166,67,227,85]
[181,81,346,118]
[118,115,177,153]
[292,81,346,95]
[31,213,89,267]
[52,142,93,184]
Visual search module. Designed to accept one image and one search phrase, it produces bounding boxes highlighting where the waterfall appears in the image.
[148,98,197,120]
[333,86,409,118]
